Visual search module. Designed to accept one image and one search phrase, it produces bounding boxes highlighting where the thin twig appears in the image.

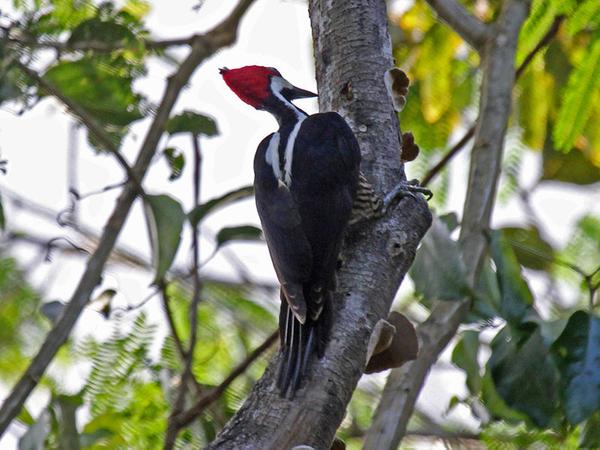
[159,283,188,364]
[424,0,489,50]
[175,330,279,429]
[6,35,197,54]
[163,134,204,449]
[0,0,257,436]
[111,288,160,315]
[421,125,475,187]
[420,15,563,187]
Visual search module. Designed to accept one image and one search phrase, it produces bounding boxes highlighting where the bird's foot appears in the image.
[381,179,432,215]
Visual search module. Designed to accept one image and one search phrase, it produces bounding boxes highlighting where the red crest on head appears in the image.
[220,65,281,108]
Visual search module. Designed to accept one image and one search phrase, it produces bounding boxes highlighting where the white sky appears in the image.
[1,0,600,447]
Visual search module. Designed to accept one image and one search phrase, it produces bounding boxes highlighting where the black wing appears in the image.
[254,133,313,323]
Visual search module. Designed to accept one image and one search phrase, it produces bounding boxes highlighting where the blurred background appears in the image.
[0,0,599,448]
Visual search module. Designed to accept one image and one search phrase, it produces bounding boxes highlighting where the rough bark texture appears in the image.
[364,2,531,449]
[206,1,431,449]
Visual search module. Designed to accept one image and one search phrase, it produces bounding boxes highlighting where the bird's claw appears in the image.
[381,180,432,215]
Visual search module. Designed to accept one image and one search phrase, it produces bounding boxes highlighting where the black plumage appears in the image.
[254,112,360,395]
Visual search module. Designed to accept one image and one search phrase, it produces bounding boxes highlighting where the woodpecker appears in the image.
[221,65,360,395]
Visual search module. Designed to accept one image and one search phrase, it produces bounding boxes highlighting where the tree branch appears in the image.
[364,1,531,449]
[6,35,195,53]
[176,330,278,428]
[0,0,257,436]
[424,0,489,50]
[205,1,431,448]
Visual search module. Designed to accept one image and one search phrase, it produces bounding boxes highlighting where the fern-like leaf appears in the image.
[553,31,600,151]
[566,0,600,36]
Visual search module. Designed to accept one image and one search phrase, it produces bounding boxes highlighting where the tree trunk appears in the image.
[206,1,431,449]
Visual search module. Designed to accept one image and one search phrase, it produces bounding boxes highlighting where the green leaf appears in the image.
[166,111,218,137]
[215,225,262,248]
[162,148,185,181]
[410,216,470,302]
[553,31,600,151]
[516,0,559,66]
[44,58,144,127]
[144,195,185,283]
[469,260,502,321]
[123,0,151,20]
[551,310,600,424]
[566,0,600,36]
[489,326,560,427]
[188,185,254,226]
[489,230,534,326]
[580,412,600,448]
[481,369,529,423]
[16,407,35,426]
[68,17,137,46]
[452,330,481,394]
[501,226,554,271]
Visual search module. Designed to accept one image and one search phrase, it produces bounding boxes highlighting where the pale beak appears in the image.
[283,84,318,100]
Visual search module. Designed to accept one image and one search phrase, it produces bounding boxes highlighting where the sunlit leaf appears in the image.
[144,194,185,283]
[188,185,254,226]
[518,57,553,150]
[553,31,600,151]
[410,216,470,302]
[166,111,218,137]
[123,0,151,20]
[566,0,600,36]
[215,225,262,248]
[516,0,559,67]
[551,310,600,424]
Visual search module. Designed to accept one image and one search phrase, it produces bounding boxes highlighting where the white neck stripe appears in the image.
[270,77,306,121]
[265,133,281,180]
[283,117,305,185]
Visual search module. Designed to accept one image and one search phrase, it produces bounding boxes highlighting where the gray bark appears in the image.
[206,1,431,449]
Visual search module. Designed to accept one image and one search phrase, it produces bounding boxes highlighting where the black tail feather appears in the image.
[276,290,332,397]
